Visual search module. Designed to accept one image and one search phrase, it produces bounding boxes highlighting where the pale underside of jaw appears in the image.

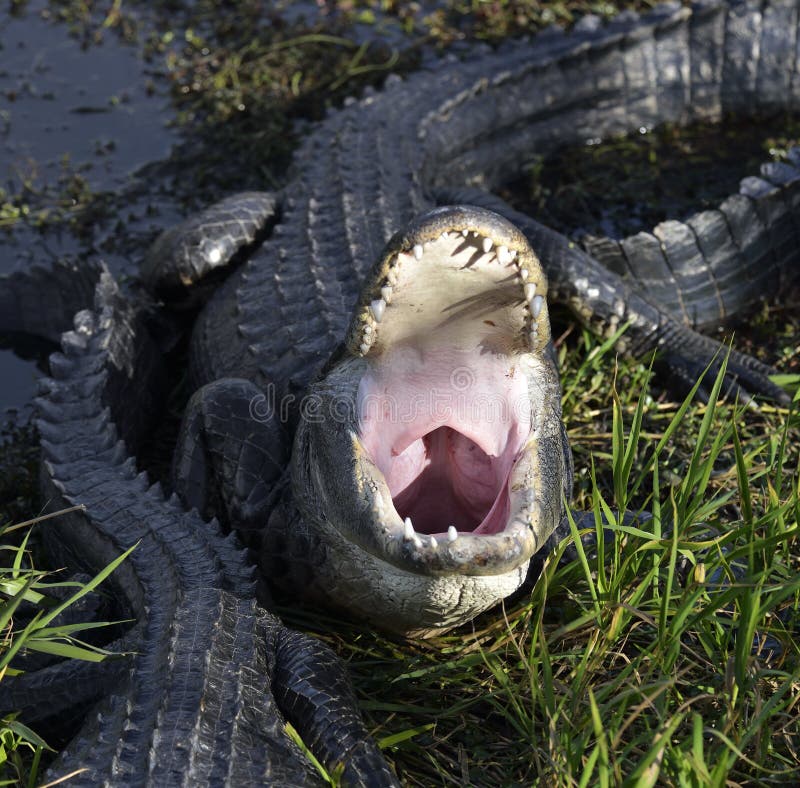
[355,228,545,550]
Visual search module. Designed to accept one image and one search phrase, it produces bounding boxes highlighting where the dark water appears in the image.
[0,1,179,412]
[0,8,175,202]
[0,345,42,412]
[0,0,422,414]
[505,113,800,241]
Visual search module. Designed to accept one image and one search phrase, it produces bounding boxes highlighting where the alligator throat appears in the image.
[391,426,514,535]
[358,346,529,538]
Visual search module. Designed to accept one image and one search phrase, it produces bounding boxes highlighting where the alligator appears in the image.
[1,0,798,783]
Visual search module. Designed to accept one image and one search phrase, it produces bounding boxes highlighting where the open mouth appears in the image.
[290,205,566,632]
[357,342,529,541]
[343,206,555,568]
[391,426,514,537]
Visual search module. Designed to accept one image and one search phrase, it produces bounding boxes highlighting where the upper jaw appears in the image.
[344,205,550,359]
[294,205,566,579]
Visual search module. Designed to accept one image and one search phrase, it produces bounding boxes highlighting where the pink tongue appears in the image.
[392,427,503,534]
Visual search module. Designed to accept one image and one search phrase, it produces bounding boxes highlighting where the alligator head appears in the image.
[286,206,571,636]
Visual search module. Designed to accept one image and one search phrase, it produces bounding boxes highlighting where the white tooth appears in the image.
[510,518,528,535]
[482,237,492,253]
[413,536,423,549]
[363,324,372,335]
[524,283,537,302]
[461,229,469,237]
[429,536,438,549]
[447,526,458,542]
[519,269,529,280]
[531,294,544,319]
[440,232,448,240]
[381,285,393,303]
[404,517,415,541]
[413,244,423,260]
[370,299,386,322]
[497,245,512,265]
[529,330,538,344]
[359,343,370,354]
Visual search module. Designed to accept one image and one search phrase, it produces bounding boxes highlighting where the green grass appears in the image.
[0,510,135,785]
[292,312,800,786]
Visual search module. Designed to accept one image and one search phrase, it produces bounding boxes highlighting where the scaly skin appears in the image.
[0,0,797,782]
[185,0,798,404]
[0,274,397,786]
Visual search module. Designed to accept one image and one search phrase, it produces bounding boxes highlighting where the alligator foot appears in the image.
[173,377,290,535]
[142,191,280,308]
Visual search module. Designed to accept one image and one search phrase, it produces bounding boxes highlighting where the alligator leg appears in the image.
[521,510,631,591]
[153,192,296,539]
[173,377,290,536]
[435,188,790,405]
[273,630,400,786]
[142,191,280,307]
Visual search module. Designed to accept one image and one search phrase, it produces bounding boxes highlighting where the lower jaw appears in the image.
[303,510,530,635]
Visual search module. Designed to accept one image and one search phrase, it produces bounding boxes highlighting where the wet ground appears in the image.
[0,1,179,410]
